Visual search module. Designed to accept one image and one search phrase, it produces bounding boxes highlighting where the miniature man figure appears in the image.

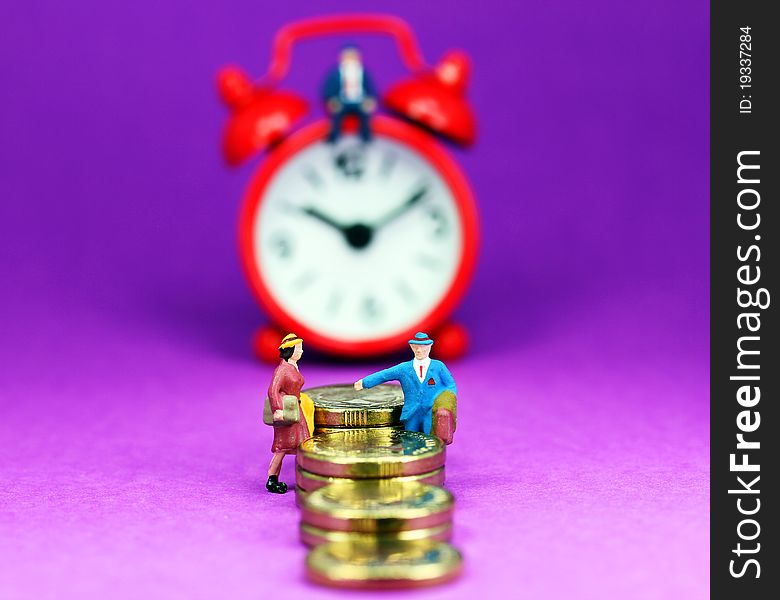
[322,45,377,144]
[264,333,313,493]
[354,332,457,444]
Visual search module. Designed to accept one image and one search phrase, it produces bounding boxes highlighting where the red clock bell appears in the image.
[217,14,479,362]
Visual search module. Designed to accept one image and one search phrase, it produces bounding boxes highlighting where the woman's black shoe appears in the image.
[266,475,288,494]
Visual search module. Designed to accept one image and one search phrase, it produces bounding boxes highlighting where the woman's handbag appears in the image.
[263,395,300,426]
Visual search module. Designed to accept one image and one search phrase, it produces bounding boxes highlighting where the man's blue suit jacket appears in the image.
[362,360,456,434]
[322,67,376,105]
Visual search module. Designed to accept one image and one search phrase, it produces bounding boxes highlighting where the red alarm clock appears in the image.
[217,15,478,362]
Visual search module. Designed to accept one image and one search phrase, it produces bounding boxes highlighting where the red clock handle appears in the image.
[262,14,430,85]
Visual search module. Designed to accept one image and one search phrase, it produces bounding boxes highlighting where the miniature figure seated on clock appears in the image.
[354,332,457,444]
[322,44,377,144]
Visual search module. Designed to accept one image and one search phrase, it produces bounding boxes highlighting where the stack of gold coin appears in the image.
[296,466,445,495]
[307,384,404,434]
[299,479,454,546]
[296,388,462,588]
[295,428,446,505]
[297,386,444,503]
[306,538,463,589]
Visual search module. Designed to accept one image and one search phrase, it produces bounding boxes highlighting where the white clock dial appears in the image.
[254,134,464,342]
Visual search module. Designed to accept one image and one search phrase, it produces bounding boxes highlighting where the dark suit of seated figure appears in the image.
[322,45,377,144]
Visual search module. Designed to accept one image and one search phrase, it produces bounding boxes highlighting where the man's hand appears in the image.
[327,98,342,113]
[353,380,364,391]
[362,98,377,113]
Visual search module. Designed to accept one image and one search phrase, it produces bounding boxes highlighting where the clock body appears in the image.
[238,115,478,357]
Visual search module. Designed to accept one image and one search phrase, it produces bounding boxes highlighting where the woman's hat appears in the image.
[408,332,434,345]
[279,333,303,350]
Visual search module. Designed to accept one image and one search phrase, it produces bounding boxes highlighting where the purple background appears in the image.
[0,1,709,598]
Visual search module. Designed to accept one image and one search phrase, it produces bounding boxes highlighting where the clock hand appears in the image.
[300,205,347,233]
[373,186,429,229]
[296,204,374,250]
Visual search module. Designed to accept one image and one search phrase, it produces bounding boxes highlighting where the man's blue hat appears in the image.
[408,332,434,345]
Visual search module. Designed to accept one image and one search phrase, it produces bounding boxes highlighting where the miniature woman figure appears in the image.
[265,333,312,493]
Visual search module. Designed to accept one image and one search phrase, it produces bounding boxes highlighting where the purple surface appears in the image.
[0,1,708,598]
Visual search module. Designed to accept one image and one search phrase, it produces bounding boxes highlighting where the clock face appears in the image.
[249,128,467,343]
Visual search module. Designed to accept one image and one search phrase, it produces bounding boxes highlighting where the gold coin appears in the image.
[300,480,454,532]
[307,384,404,428]
[296,466,445,492]
[305,539,463,589]
[300,522,452,547]
[313,425,402,436]
[297,429,445,478]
